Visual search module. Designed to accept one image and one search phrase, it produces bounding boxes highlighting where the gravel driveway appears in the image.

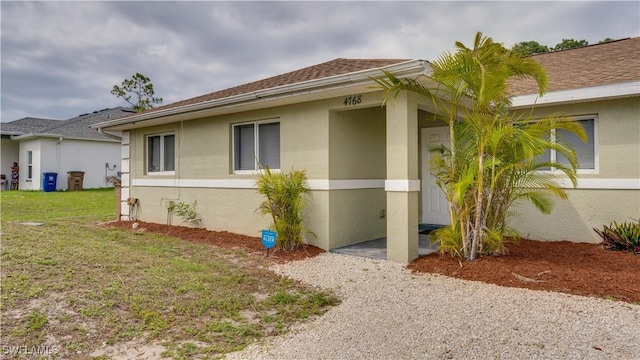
[226,252,640,359]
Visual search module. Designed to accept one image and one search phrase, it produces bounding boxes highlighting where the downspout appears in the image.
[98,128,123,141]
[57,137,63,189]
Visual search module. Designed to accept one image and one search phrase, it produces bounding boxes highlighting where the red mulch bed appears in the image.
[409,239,640,303]
[104,221,640,303]
[105,221,325,263]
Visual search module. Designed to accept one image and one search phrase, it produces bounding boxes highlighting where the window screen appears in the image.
[164,135,175,171]
[259,122,280,169]
[147,133,175,173]
[556,119,595,170]
[147,135,161,172]
[234,124,255,170]
[233,121,280,172]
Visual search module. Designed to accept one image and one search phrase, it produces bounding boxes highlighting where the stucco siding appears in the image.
[329,107,386,179]
[127,185,331,249]
[511,189,640,243]
[57,139,121,189]
[510,97,640,242]
[130,186,267,235]
[325,106,387,248]
[517,97,639,179]
[125,99,337,249]
[128,101,331,180]
[15,138,119,191]
[328,189,386,248]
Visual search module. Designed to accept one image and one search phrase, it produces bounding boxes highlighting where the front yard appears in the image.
[0,189,337,359]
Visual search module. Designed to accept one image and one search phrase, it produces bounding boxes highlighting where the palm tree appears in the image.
[375,32,585,260]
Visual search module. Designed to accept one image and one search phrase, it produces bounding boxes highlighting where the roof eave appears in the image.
[509,81,640,109]
[93,59,430,131]
[11,133,121,142]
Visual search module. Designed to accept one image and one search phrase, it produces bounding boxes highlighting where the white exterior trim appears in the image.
[121,131,130,145]
[11,133,120,142]
[130,177,638,191]
[121,159,130,173]
[554,178,640,190]
[121,145,130,159]
[131,178,386,190]
[307,179,384,190]
[510,81,640,108]
[384,179,421,192]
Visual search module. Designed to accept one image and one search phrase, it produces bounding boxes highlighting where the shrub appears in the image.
[594,219,640,254]
[256,168,311,251]
[169,200,202,228]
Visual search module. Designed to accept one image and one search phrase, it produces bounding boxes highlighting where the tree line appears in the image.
[512,37,615,56]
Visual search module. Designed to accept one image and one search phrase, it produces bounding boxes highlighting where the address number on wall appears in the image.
[343,95,362,106]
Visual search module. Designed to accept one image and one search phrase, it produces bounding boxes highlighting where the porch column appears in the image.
[385,91,420,264]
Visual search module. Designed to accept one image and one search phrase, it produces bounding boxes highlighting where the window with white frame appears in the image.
[147,133,175,174]
[233,121,280,172]
[539,116,597,171]
[27,151,33,180]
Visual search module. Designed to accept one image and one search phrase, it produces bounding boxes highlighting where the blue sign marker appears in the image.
[261,230,277,250]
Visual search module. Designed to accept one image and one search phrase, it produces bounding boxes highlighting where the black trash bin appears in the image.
[67,171,85,191]
[42,172,58,192]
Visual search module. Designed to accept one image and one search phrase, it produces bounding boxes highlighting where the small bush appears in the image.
[169,200,202,227]
[594,219,640,254]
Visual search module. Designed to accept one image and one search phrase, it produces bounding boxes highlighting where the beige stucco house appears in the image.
[94,38,640,263]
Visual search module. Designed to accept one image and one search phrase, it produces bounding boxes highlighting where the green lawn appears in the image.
[1,189,337,359]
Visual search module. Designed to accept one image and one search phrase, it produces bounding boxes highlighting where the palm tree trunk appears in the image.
[470,150,485,261]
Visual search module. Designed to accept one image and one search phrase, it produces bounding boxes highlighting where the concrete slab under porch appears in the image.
[330,224,442,260]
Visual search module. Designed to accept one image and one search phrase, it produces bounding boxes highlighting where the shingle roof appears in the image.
[146,58,410,113]
[508,37,640,96]
[1,117,61,135]
[100,40,640,128]
[3,107,134,140]
[144,44,638,116]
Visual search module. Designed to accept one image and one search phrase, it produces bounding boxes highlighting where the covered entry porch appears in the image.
[326,91,449,263]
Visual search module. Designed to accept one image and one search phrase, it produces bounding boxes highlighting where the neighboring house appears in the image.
[1,107,134,191]
[1,117,60,184]
[94,38,640,264]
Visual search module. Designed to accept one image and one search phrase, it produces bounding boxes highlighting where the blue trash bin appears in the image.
[42,172,58,192]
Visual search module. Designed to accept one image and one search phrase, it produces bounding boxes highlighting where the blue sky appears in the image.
[1,1,639,122]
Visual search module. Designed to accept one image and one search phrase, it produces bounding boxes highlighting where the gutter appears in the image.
[11,133,120,142]
[509,80,640,109]
[92,59,431,130]
[98,128,123,141]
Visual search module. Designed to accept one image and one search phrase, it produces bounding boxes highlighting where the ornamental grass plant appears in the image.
[256,168,312,251]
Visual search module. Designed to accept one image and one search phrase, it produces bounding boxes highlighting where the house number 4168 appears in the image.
[343,95,362,106]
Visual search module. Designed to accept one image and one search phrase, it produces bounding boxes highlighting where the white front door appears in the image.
[421,127,450,225]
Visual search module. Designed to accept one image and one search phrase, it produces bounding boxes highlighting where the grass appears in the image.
[1,189,338,359]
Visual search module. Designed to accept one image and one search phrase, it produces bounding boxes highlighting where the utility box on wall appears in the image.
[67,171,85,191]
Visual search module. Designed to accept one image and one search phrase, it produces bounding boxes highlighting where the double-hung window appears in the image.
[540,116,597,172]
[233,121,280,172]
[147,133,175,174]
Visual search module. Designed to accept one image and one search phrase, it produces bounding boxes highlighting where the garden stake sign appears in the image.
[261,229,277,257]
